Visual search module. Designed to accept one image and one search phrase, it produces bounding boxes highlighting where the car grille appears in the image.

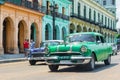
[50,52,81,56]
[31,53,45,57]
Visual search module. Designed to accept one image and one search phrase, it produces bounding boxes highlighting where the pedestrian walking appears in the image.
[30,39,35,49]
[23,39,29,57]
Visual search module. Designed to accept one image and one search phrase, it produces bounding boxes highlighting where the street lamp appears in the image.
[50,1,58,40]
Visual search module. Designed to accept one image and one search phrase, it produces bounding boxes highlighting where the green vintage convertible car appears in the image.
[45,32,112,71]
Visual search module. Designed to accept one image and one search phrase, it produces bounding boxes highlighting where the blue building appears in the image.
[42,0,71,41]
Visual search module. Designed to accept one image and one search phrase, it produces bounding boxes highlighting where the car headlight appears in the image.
[45,47,49,53]
[81,46,87,53]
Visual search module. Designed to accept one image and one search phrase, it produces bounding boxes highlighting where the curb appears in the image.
[0,58,27,64]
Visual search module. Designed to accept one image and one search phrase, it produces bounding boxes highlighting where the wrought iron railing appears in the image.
[4,0,45,13]
[46,10,70,21]
[71,13,97,24]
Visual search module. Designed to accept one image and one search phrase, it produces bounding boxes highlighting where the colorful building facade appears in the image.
[0,0,44,54]
[42,0,71,41]
[70,0,117,43]
[0,0,117,55]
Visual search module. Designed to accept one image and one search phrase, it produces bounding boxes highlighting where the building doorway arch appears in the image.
[70,23,75,33]
[18,20,27,52]
[83,27,87,32]
[54,25,60,40]
[88,28,92,32]
[45,23,52,40]
[3,17,14,53]
[30,22,39,47]
[62,27,67,39]
[77,25,82,32]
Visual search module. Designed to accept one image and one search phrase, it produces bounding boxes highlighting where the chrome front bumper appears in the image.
[28,57,45,60]
[28,52,46,61]
[45,56,92,65]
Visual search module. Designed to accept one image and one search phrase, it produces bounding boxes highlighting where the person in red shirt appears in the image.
[23,39,29,57]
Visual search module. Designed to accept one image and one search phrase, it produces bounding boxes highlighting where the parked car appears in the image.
[45,32,112,71]
[116,38,120,51]
[28,40,63,65]
[110,43,117,55]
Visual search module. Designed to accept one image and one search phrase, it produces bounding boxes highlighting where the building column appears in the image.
[12,21,19,54]
[0,21,4,55]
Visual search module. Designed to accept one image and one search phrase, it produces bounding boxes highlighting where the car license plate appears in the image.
[60,60,72,64]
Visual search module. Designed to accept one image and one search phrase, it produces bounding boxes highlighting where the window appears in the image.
[46,1,50,14]
[78,3,81,17]
[102,15,103,23]
[108,18,110,28]
[62,7,65,15]
[112,0,115,5]
[96,36,100,42]
[105,17,107,26]
[84,6,86,18]
[111,20,113,29]
[100,36,104,43]
[98,13,100,22]
[103,0,106,5]
[89,8,91,20]
[94,10,96,22]
[68,34,95,42]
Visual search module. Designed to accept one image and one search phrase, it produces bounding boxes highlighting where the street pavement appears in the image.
[0,53,120,80]
[0,54,27,63]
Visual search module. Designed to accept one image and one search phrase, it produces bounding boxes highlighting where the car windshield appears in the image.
[67,34,95,42]
[40,41,61,47]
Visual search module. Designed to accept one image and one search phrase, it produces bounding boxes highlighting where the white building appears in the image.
[70,0,117,43]
[94,0,116,14]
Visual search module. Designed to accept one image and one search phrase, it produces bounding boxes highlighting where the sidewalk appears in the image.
[0,54,27,64]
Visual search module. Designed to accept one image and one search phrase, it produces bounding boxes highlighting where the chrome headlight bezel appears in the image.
[81,46,87,53]
[45,47,49,53]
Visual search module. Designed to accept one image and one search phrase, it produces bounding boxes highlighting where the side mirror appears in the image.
[97,40,101,44]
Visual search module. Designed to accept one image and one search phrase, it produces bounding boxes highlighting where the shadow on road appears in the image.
[49,63,118,73]
[28,62,46,66]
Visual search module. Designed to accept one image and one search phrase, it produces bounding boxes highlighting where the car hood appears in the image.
[49,42,94,53]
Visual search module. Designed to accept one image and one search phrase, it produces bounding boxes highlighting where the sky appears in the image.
[116,0,120,28]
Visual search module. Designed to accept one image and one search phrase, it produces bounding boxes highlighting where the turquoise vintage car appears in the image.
[45,32,112,71]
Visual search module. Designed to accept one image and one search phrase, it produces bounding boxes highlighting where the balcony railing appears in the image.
[56,13,69,20]
[71,13,97,24]
[46,10,70,21]
[4,0,45,13]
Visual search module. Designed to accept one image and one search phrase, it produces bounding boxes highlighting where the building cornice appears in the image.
[80,0,116,19]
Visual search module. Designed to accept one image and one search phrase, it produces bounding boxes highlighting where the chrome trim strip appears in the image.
[31,52,46,54]
[44,56,58,60]
[46,57,92,65]
[28,57,45,60]
[51,52,80,54]
[46,59,90,65]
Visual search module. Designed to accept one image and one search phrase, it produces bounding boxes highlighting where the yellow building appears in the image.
[70,0,117,43]
[0,0,44,54]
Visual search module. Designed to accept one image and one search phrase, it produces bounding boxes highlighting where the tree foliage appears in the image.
[116,34,120,38]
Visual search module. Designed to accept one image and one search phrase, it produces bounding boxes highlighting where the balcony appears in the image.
[113,29,117,32]
[71,13,99,25]
[4,0,45,13]
[56,13,69,20]
[46,10,70,21]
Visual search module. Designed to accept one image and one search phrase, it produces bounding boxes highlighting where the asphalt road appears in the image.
[0,53,120,80]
